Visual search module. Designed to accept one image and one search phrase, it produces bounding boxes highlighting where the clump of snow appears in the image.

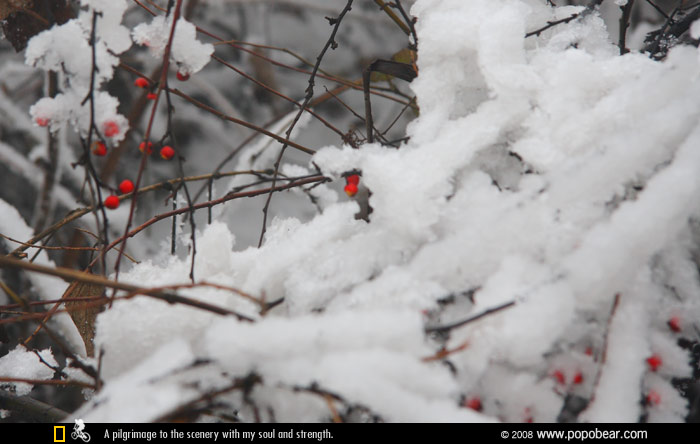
[132,16,214,76]
[74,339,202,422]
[0,346,57,396]
[25,0,131,141]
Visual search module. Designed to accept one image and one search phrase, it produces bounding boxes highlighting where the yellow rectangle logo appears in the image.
[54,426,66,442]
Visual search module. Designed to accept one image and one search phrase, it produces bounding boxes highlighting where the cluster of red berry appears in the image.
[463,320,681,419]
[135,71,189,101]
[344,174,360,197]
[137,141,175,159]
[103,179,134,210]
[100,75,186,210]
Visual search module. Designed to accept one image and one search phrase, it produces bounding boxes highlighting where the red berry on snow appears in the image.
[646,354,663,372]
[552,370,566,385]
[139,141,153,154]
[464,397,482,412]
[134,77,149,88]
[344,183,358,197]
[668,316,681,333]
[119,179,134,194]
[103,121,119,138]
[35,117,49,127]
[346,174,360,185]
[146,92,157,100]
[92,142,107,156]
[573,372,584,385]
[104,195,119,209]
[160,145,175,160]
[176,71,190,81]
[646,390,661,406]
[584,347,593,356]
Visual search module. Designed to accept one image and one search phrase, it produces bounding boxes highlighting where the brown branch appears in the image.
[6,170,270,258]
[258,0,355,248]
[0,390,69,422]
[374,0,411,35]
[166,84,316,155]
[0,256,256,322]
[424,301,516,334]
[113,0,185,285]
[90,175,328,267]
[211,54,345,139]
[0,376,95,389]
[586,292,622,407]
[619,0,636,55]
[421,340,470,362]
[525,0,606,38]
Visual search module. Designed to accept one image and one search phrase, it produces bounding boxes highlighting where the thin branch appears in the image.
[373,0,411,35]
[211,54,345,139]
[89,175,328,267]
[0,256,256,322]
[258,0,355,248]
[586,293,622,407]
[645,0,670,19]
[394,0,418,48]
[6,169,270,259]
[525,0,605,38]
[0,376,95,389]
[619,0,636,55]
[112,0,185,284]
[424,301,516,334]
[0,390,69,422]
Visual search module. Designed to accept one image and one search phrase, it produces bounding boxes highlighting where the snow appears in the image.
[4,0,700,423]
[25,0,131,141]
[0,346,57,396]
[132,16,214,76]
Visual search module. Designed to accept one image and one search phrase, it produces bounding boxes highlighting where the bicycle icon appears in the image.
[72,419,91,443]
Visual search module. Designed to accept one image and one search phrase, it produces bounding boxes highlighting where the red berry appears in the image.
[584,347,593,356]
[646,354,663,372]
[119,179,134,194]
[35,117,48,127]
[176,71,190,81]
[103,121,119,138]
[646,390,661,406]
[573,372,584,385]
[160,145,175,160]
[552,370,565,385]
[668,316,681,333]
[464,397,482,412]
[139,141,153,154]
[92,142,107,156]
[344,183,358,197]
[104,195,119,209]
[146,92,157,100]
[346,174,360,185]
[134,77,149,88]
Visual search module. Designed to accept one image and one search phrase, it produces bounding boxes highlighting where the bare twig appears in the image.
[373,0,411,35]
[0,390,69,422]
[525,0,605,38]
[90,175,328,267]
[424,301,516,334]
[619,0,636,55]
[258,0,355,248]
[0,256,255,322]
[112,0,185,285]
[586,293,622,406]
